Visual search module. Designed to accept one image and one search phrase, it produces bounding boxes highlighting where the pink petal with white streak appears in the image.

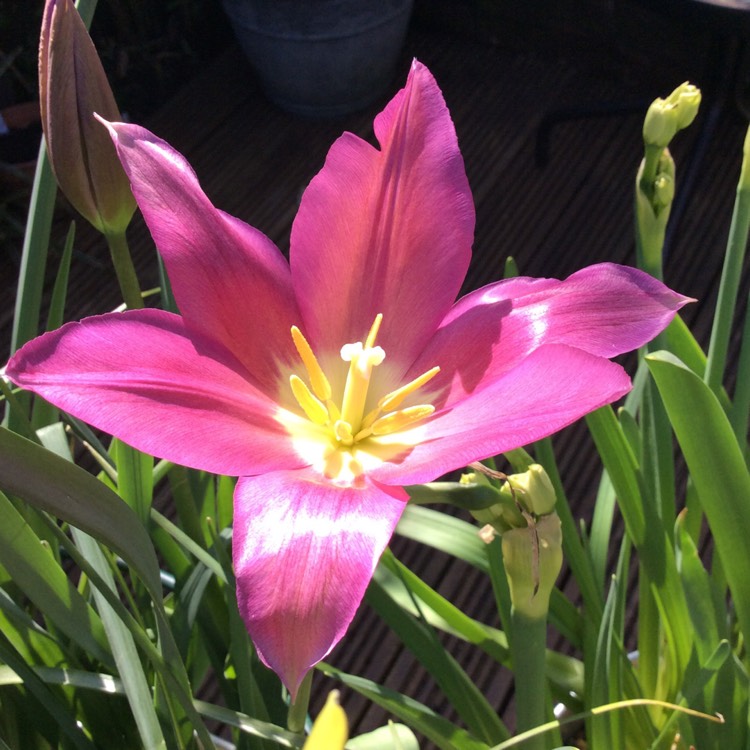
[233,469,407,697]
[6,309,305,477]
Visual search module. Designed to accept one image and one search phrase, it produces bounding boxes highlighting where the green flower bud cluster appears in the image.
[637,148,676,225]
[470,464,563,619]
[643,82,701,149]
[469,463,556,534]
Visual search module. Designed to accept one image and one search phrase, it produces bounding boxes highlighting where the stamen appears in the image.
[365,313,383,349]
[368,404,435,437]
[378,366,440,412]
[290,375,329,425]
[291,326,331,401]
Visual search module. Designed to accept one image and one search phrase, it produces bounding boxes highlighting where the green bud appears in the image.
[40,0,136,235]
[502,513,562,619]
[666,82,701,130]
[508,463,556,516]
[653,172,675,209]
[643,83,701,149]
[643,97,676,149]
[471,491,524,534]
[470,464,556,533]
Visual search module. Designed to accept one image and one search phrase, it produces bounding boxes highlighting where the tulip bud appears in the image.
[642,83,701,149]
[39,0,136,235]
[667,82,701,131]
[502,512,562,619]
[642,97,676,149]
[303,691,348,750]
[507,463,556,516]
[470,463,556,535]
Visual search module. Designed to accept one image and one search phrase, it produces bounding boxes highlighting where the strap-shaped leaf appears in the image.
[647,351,750,645]
[0,427,162,601]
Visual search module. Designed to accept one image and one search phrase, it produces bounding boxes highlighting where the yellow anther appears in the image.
[365,313,383,349]
[290,375,329,425]
[334,420,355,446]
[378,366,440,412]
[369,405,435,436]
[291,326,331,401]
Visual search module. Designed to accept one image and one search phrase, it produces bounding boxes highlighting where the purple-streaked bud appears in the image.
[39,0,135,234]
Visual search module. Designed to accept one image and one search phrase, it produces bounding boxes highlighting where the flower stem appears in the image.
[510,609,553,749]
[287,671,313,734]
[106,230,143,310]
[704,138,750,393]
[729,291,750,444]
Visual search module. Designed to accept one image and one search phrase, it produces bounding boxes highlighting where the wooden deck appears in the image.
[3,3,750,743]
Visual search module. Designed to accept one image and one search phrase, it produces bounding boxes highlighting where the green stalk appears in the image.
[105,230,144,309]
[704,124,750,393]
[510,610,552,749]
[729,292,750,448]
[287,671,312,734]
[634,145,674,520]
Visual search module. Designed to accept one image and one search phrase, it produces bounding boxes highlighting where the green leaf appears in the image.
[585,407,645,546]
[366,577,509,745]
[71,529,167,750]
[318,663,491,750]
[647,351,750,640]
[347,723,420,750]
[395,504,489,571]
[113,439,153,525]
[0,490,111,665]
[375,555,509,660]
[0,587,67,668]
[0,427,163,602]
[0,631,96,750]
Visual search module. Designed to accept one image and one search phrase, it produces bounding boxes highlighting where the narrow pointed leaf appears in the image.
[0,427,162,601]
[0,490,111,665]
[71,528,167,750]
[366,577,509,745]
[318,663,491,750]
[647,351,750,643]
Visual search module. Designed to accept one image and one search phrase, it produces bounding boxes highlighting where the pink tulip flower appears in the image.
[7,61,690,697]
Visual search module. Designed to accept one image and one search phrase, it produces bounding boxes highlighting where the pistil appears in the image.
[339,314,385,432]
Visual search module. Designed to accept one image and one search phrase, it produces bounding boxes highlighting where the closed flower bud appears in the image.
[667,82,701,131]
[643,97,676,149]
[40,0,135,235]
[653,173,675,209]
[508,463,556,516]
[643,83,701,149]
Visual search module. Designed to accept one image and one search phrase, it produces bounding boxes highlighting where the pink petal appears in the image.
[100,120,300,392]
[406,263,691,408]
[233,469,408,697]
[370,344,632,485]
[290,60,474,367]
[6,310,306,477]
